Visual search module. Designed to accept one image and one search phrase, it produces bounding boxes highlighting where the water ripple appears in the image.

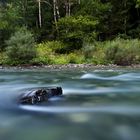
[19,105,140,116]
[81,73,140,81]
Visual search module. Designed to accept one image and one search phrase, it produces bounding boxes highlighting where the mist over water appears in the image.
[0,68,140,140]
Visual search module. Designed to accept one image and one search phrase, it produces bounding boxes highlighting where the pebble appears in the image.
[0,64,140,71]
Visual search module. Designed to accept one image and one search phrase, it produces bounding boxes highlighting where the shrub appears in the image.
[44,41,65,53]
[67,52,85,64]
[105,39,140,65]
[50,55,69,64]
[33,41,66,64]
[36,42,53,56]
[31,57,50,65]
[0,52,8,64]
[82,42,106,64]
[6,27,36,64]
[32,42,54,65]
[82,43,97,59]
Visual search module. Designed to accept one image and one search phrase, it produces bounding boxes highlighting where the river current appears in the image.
[0,67,140,140]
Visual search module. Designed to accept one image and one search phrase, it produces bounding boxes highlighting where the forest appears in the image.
[0,0,140,65]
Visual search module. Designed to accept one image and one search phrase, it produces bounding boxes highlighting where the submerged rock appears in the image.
[19,87,62,104]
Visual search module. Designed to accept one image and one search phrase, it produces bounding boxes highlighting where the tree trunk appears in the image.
[38,0,42,28]
[56,0,60,19]
[65,1,69,16]
[23,0,27,26]
[53,0,57,23]
[68,0,71,16]
[78,0,80,4]
[124,0,127,35]
[65,0,71,17]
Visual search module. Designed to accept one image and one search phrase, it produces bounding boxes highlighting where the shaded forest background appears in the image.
[0,0,140,65]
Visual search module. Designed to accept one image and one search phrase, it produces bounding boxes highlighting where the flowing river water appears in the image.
[0,67,140,140]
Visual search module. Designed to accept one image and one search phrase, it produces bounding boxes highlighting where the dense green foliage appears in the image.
[1,38,140,65]
[6,27,36,65]
[0,0,140,65]
[57,15,98,52]
[105,39,140,65]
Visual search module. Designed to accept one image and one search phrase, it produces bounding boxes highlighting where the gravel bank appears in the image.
[0,64,140,71]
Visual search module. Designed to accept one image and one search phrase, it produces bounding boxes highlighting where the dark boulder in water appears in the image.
[19,87,62,104]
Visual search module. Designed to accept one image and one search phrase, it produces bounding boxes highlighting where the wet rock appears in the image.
[19,87,62,104]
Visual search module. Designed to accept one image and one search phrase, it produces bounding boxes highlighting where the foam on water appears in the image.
[81,72,140,81]
[19,104,140,115]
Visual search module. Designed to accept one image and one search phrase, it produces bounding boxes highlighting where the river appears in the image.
[0,67,140,140]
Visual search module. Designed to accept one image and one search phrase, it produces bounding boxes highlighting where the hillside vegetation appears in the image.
[0,0,140,65]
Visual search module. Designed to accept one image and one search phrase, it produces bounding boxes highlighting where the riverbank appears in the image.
[1,64,140,71]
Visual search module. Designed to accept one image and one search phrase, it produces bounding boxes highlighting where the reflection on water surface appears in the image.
[0,68,140,140]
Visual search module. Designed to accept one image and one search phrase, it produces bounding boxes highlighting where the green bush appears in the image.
[31,42,54,65]
[6,27,36,64]
[0,52,8,65]
[36,42,53,55]
[50,55,69,64]
[44,41,65,53]
[31,57,50,65]
[82,43,97,59]
[33,41,66,64]
[105,39,140,65]
[82,42,106,64]
[67,52,85,64]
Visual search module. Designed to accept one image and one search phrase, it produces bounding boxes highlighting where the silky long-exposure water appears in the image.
[0,67,140,140]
